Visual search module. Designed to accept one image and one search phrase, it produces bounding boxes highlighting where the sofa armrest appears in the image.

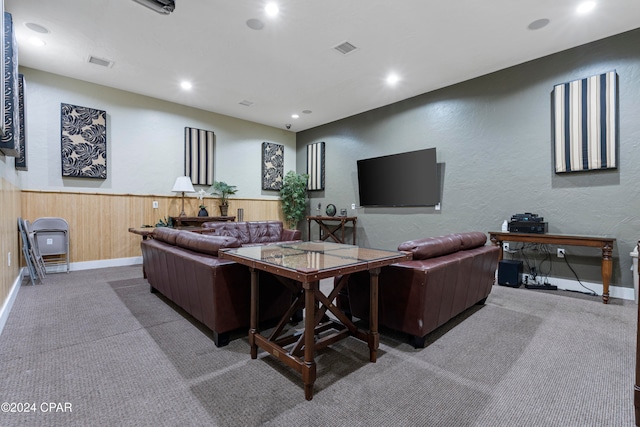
[282,228,301,241]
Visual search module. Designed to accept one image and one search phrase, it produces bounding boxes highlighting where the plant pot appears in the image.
[198,207,208,217]
[219,204,229,216]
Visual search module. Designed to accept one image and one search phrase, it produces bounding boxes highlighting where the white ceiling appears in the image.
[5,0,640,132]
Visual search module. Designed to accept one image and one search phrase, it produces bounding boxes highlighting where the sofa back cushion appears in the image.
[201,221,286,244]
[202,221,251,244]
[153,227,181,245]
[248,221,284,243]
[175,232,240,256]
[456,232,488,250]
[397,232,487,260]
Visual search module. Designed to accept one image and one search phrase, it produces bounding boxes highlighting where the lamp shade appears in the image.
[172,176,195,193]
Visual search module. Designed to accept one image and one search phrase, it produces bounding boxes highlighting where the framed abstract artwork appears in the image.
[185,127,214,185]
[552,71,617,173]
[306,141,325,191]
[262,142,284,190]
[14,73,26,170]
[0,11,19,156]
[61,103,107,179]
[0,5,4,137]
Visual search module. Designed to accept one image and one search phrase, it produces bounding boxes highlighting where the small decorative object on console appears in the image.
[339,208,347,217]
[325,204,336,217]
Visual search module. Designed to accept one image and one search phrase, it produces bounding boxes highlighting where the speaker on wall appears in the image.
[498,260,523,288]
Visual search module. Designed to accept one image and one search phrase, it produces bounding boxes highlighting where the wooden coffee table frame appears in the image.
[219,242,410,400]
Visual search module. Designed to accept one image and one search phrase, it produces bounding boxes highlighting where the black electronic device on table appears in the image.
[508,212,548,234]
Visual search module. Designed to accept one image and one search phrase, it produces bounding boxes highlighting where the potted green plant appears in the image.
[207,181,237,216]
[279,171,308,229]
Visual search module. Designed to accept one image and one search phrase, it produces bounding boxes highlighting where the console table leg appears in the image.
[602,243,613,304]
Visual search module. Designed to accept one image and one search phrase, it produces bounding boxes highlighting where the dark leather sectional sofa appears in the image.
[140,221,301,347]
[339,232,500,348]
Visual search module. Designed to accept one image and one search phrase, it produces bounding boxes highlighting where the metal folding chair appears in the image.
[18,218,43,285]
[32,217,70,273]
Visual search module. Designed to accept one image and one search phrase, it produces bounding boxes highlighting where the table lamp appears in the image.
[172,176,195,216]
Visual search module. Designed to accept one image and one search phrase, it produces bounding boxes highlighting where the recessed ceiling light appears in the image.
[577,1,596,14]
[528,18,550,30]
[302,110,312,114]
[386,73,400,85]
[265,3,279,16]
[25,22,49,34]
[180,81,192,90]
[29,37,46,47]
[246,18,264,30]
[291,114,299,119]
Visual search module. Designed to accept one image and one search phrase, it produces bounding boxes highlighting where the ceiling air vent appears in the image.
[132,0,175,15]
[87,55,114,68]
[239,100,254,107]
[333,41,358,55]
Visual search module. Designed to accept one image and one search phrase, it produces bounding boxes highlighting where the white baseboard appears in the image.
[522,275,635,302]
[0,269,24,336]
[33,256,143,274]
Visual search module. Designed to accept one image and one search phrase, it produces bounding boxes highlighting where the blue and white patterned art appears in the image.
[61,103,107,179]
[14,73,26,170]
[262,142,284,190]
[552,71,617,173]
[0,11,19,157]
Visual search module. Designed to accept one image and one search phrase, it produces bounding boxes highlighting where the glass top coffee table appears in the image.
[219,241,411,400]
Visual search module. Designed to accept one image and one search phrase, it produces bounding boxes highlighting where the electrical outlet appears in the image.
[47,238,53,245]
[153,201,159,209]
[351,203,356,210]
[503,243,509,251]
[557,248,565,258]
[434,203,441,211]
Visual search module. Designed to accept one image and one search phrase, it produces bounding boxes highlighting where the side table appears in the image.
[306,216,357,245]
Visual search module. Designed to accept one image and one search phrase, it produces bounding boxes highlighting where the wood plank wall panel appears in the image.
[1,178,21,308]
[21,191,284,263]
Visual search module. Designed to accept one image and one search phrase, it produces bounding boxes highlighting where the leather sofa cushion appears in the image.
[175,232,241,256]
[202,221,286,244]
[153,227,181,245]
[457,231,488,250]
[248,221,284,243]
[397,232,487,260]
[202,221,251,244]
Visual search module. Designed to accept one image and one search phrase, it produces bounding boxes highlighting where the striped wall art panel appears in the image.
[185,127,214,185]
[552,71,617,173]
[306,141,325,191]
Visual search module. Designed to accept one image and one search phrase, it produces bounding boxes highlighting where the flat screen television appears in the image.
[357,147,439,207]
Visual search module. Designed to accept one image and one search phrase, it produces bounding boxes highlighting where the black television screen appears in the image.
[357,148,439,207]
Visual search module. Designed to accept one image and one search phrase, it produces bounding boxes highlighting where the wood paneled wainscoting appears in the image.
[21,190,284,265]
[1,178,21,311]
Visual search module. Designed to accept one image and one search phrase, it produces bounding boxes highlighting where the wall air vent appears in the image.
[333,41,358,55]
[87,55,114,68]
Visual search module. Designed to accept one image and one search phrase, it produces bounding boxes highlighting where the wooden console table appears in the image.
[488,231,615,304]
[306,216,357,245]
[169,216,235,227]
